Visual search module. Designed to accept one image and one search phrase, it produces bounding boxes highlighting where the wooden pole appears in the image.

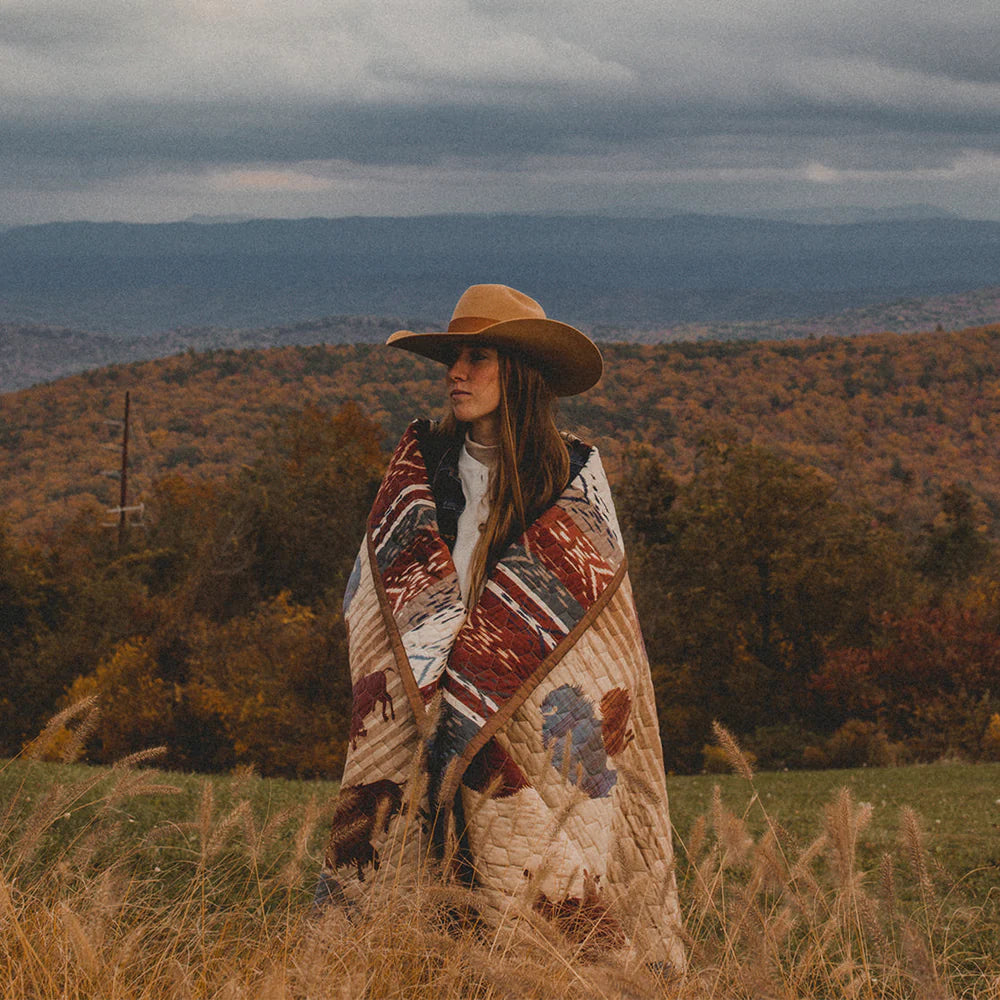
[118,391,130,550]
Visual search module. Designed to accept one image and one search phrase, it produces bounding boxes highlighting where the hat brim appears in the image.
[386,318,603,397]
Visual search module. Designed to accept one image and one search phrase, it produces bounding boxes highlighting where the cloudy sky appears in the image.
[3,0,999,225]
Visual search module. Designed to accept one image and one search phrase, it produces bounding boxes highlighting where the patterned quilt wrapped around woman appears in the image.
[317,420,686,970]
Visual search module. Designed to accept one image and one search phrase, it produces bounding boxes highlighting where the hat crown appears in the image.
[448,284,546,332]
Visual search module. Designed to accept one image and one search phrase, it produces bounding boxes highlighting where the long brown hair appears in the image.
[439,351,570,602]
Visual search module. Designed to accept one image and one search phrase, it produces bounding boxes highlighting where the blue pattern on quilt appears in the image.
[498,545,584,631]
[374,500,438,571]
[343,552,362,615]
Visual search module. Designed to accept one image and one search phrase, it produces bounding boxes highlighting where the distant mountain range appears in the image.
[2,213,999,336]
[3,286,999,395]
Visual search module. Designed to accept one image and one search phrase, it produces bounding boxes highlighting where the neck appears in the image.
[469,414,500,446]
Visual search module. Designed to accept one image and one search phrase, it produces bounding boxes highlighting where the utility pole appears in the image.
[101,392,143,544]
[118,390,131,550]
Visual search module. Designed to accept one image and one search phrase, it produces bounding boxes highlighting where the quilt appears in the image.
[321,422,685,968]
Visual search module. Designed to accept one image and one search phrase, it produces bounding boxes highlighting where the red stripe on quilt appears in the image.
[451,589,551,699]
[381,532,455,614]
[369,426,426,533]
[527,507,616,607]
[490,565,569,638]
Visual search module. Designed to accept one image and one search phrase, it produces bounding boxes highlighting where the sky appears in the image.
[3,0,999,226]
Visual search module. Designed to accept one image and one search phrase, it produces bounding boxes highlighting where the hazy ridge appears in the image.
[2,214,999,335]
[3,285,999,395]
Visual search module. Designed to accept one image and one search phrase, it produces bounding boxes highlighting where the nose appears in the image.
[447,357,467,381]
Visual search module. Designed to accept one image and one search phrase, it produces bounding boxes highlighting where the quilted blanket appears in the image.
[321,421,685,968]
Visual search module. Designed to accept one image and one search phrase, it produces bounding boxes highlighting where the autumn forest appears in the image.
[3,323,1000,774]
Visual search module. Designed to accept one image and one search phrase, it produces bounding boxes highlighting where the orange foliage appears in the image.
[3,326,999,547]
[185,593,351,778]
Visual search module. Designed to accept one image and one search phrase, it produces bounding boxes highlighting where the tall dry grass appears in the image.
[2,708,998,999]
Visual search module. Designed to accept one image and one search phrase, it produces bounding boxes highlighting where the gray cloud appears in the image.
[1,0,998,223]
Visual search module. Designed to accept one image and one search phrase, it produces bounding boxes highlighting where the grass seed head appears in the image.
[711,721,755,781]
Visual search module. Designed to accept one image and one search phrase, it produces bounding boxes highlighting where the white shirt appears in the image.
[453,436,498,607]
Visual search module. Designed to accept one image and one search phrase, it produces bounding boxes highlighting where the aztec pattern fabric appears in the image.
[323,422,686,970]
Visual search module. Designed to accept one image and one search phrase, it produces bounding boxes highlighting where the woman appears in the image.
[320,284,685,969]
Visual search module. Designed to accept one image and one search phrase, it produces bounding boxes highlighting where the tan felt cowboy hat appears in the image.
[386,284,603,397]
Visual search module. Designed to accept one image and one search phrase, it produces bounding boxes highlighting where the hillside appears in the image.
[0,315,400,394]
[4,325,1000,780]
[3,214,999,335]
[3,323,998,542]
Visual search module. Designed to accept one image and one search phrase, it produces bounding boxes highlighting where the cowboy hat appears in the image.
[386,284,603,397]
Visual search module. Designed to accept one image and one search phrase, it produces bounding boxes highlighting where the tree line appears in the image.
[3,402,999,776]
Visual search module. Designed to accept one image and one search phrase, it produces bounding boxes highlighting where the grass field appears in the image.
[3,743,999,998]
[672,763,1000,911]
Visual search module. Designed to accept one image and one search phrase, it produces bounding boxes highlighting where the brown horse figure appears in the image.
[325,779,405,880]
[349,667,396,749]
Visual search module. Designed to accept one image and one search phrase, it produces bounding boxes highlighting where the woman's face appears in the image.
[446,344,501,444]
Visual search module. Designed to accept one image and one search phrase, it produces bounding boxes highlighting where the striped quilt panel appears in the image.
[364,422,626,780]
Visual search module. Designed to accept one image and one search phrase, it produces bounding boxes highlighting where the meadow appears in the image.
[3,718,999,999]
